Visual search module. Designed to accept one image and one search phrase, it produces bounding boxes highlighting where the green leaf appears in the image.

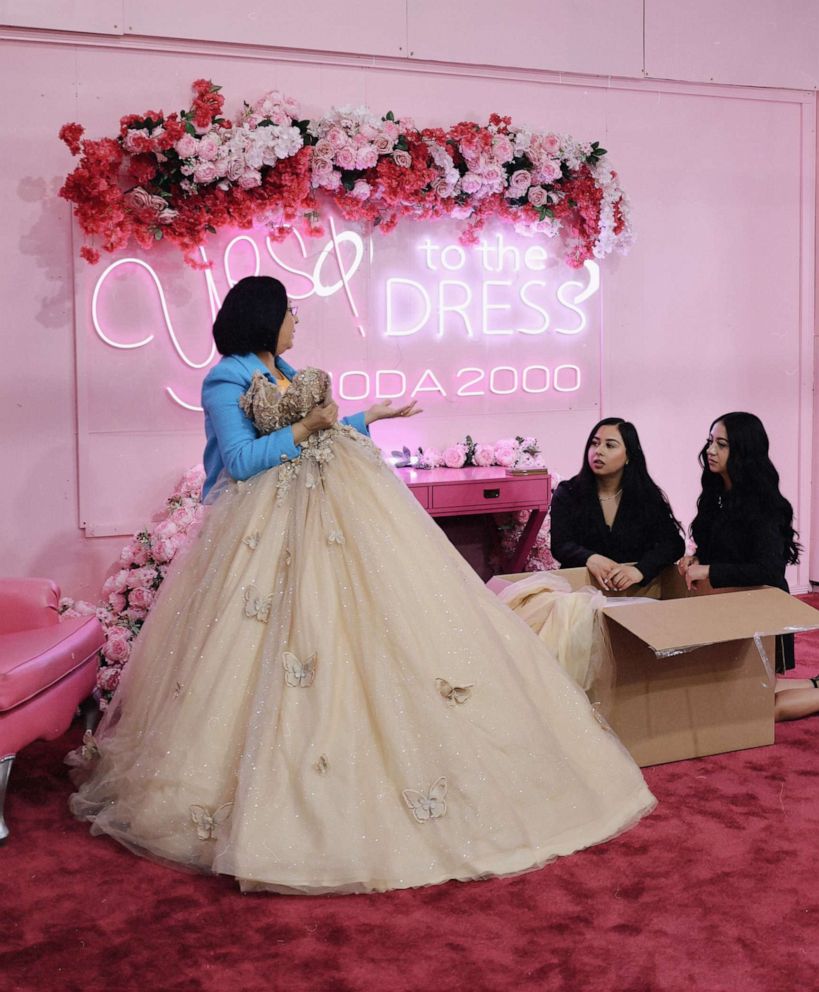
[385,110,395,121]
[185,122,196,135]
[154,229,164,240]
[257,119,274,128]
[205,224,217,234]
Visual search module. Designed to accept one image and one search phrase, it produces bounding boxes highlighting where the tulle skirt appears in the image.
[70,426,655,893]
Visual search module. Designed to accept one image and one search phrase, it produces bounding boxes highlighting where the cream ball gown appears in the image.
[69,368,655,894]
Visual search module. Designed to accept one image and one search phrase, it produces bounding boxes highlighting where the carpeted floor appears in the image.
[3,597,819,992]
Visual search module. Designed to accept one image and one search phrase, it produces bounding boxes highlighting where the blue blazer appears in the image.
[201,353,369,499]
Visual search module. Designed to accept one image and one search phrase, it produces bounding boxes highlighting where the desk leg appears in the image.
[506,508,547,573]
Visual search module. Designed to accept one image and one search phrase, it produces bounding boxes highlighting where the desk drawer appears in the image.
[431,477,547,512]
[408,485,430,509]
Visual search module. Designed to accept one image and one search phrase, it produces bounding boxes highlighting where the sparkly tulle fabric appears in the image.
[69,368,655,894]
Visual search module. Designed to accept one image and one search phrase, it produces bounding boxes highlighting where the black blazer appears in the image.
[549,479,685,583]
[693,498,789,593]
[693,496,793,672]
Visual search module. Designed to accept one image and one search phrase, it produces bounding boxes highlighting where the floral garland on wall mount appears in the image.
[59,79,633,269]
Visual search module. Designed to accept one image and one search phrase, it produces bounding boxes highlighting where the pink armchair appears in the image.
[0,578,102,842]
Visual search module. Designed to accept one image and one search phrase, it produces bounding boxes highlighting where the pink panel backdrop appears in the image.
[0,36,814,597]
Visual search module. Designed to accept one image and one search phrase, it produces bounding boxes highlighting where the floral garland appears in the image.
[59,79,633,269]
[60,466,205,708]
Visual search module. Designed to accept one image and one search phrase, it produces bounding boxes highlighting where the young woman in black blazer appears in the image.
[679,412,814,719]
[550,417,685,591]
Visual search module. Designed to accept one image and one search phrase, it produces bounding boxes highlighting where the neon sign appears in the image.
[88,220,599,413]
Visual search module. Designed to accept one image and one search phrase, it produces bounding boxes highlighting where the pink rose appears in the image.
[193,161,218,184]
[351,180,371,200]
[326,126,347,150]
[335,146,356,170]
[359,123,379,141]
[127,565,158,590]
[355,145,378,170]
[373,133,394,154]
[311,156,333,178]
[443,444,467,469]
[543,134,560,156]
[392,150,412,169]
[175,134,198,158]
[128,586,155,610]
[124,607,147,623]
[460,173,482,195]
[107,592,127,614]
[537,160,561,183]
[152,519,177,540]
[97,666,122,693]
[122,128,150,153]
[508,169,532,196]
[527,185,548,207]
[170,505,196,529]
[108,569,131,593]
[481,163,504,187]
[314,138,334,158]
[103,632,131,664]
[197,133,220,161]
[494,439,520,467]
[151,537,177,563]
[382,121,400,142]
[238,169,262,189]
[474,444,496,467]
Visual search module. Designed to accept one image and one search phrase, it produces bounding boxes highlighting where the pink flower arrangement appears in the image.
[492,508,559,573]
[417,434,547,472]
[59,465,206,709]
[59,82,632,269]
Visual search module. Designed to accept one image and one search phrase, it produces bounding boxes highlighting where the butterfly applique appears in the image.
[402,777,448,823]
[243,532,261,550]
[80,729,100,761]
[434,678,475,706]
[313,754,329,775]
[190,802,233,841]
[243,586,273,623]
[282,651,317,688]
[327,530,345,545]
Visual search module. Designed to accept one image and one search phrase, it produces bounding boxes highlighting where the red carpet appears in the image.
[3,597,819,992]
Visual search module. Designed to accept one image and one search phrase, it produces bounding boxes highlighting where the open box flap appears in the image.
[602,588,819,655]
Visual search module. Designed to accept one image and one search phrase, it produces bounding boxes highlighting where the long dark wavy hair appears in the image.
[212,275,288,356]
[569,417,682,532]
[691,412,800,564]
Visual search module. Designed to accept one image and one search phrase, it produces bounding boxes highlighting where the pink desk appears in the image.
[395,466,551,573]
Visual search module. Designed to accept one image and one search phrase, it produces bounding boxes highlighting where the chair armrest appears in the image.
[0,578,61,634]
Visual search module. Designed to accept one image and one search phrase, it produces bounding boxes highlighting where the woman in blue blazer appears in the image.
[71,275,655,895]
[201,277,415,499]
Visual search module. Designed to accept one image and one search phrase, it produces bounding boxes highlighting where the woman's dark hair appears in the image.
[212,276,288,356]
[570,417,683,533]
[692,411,800,564]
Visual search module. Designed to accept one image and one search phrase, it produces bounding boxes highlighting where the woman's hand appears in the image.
[606,564,644,591]
[295,399,339,443]
[364,400,423,426]
[586,554,619,590]
[684,562,710,591]
[677,554,698,576]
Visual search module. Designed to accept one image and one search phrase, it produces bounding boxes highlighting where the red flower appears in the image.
[59,123,84,156]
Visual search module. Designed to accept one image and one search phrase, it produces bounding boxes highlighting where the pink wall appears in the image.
[0,8,815,597]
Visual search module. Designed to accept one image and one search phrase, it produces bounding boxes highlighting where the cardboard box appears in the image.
[493,567,819,767]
